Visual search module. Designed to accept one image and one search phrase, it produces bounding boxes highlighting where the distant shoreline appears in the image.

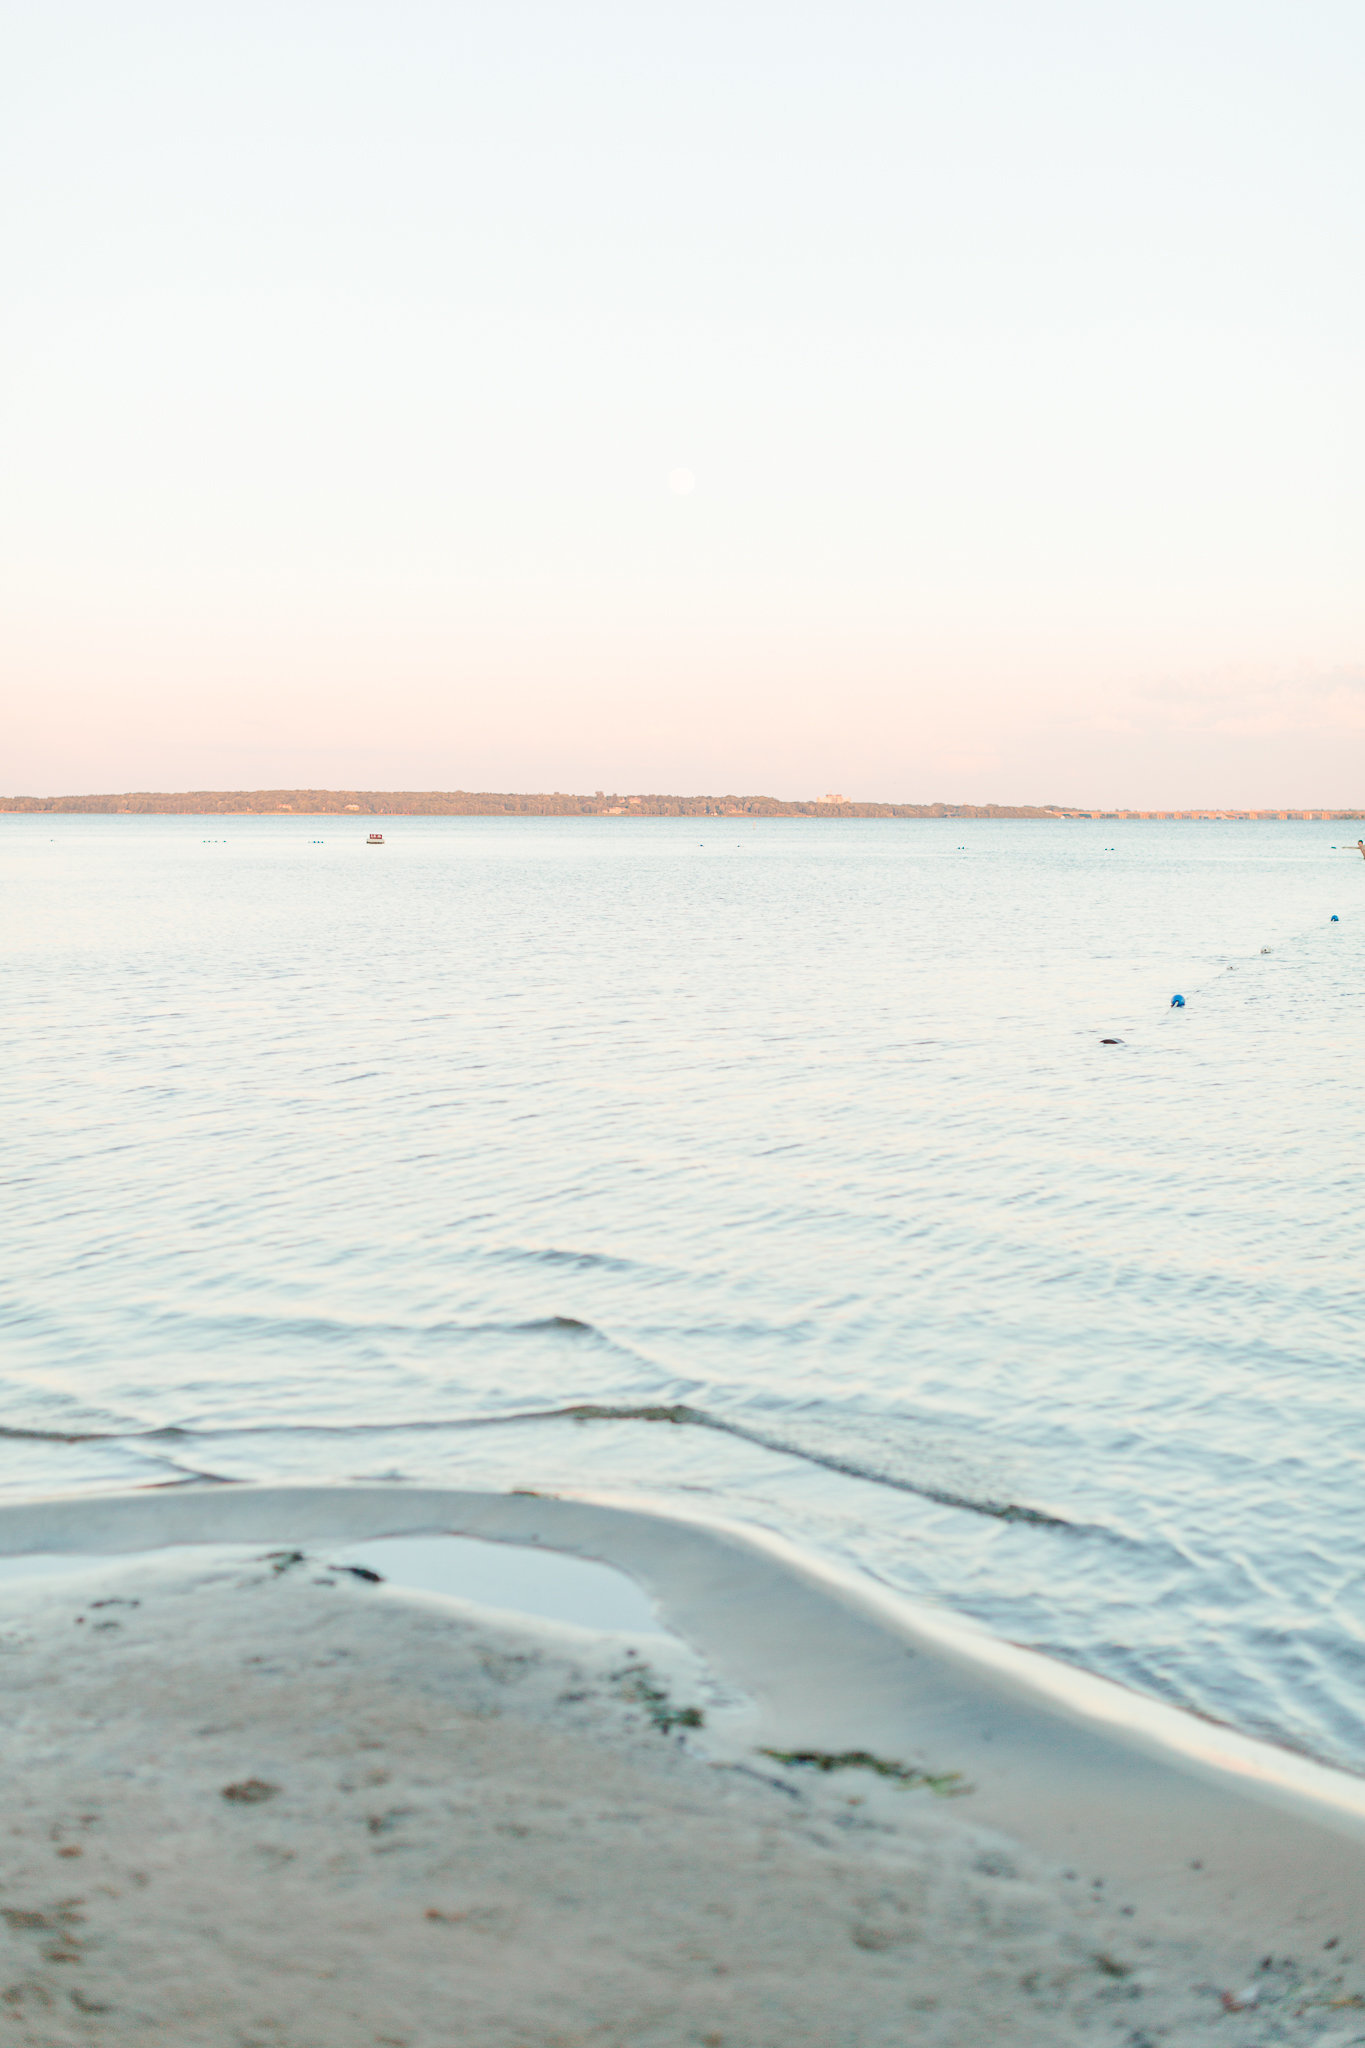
[2,788,1362,820]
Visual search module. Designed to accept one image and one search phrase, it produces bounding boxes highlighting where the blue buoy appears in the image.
[1331,914,1339,922]
[1171,993,1185,1008]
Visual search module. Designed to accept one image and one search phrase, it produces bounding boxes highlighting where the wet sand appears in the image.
[1,1485,1363,2045]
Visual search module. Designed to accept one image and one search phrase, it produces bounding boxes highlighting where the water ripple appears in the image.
[1,814,1361,1769]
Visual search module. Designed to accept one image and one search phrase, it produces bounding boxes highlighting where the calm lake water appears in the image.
[2,814,1362,1769]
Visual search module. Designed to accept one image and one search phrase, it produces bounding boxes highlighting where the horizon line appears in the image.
[2,789,1363,822]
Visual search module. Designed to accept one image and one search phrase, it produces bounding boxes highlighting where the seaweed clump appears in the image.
[610,1659,705,1734]
[759,1748,969,1795]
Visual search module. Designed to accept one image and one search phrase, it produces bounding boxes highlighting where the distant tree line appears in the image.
[1,790,1360,819]
[0,788,1068,817]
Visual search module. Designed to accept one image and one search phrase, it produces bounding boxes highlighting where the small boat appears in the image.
[368,832,384,845]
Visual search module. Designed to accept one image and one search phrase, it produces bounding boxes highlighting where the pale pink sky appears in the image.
[3,2,1363,807]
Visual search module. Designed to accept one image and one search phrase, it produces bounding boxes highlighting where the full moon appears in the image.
[667,468,696,496]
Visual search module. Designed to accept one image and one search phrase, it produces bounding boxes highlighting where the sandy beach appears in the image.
[2,1489,1364,2046]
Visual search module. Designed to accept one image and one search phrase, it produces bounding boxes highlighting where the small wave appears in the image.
[552,1403,1076,1528]
[0,1425,107,1445]
[0,1402,1077,1531]
[64,1308,632,1351]
[499,1247,651,1277]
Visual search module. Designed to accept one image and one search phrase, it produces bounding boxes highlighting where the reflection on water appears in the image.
[1,815,1361,1768]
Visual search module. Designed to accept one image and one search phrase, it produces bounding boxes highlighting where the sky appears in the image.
[2,0,1363,807]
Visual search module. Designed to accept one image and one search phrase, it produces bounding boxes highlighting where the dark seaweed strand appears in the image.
[759,1748,970,1795]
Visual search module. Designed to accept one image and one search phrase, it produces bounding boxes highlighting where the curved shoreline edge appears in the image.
[3,1480,1363,1943]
